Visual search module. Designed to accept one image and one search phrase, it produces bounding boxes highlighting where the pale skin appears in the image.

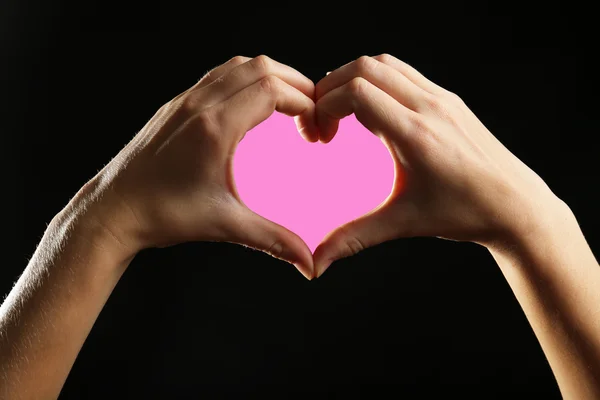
[1,55,599,399]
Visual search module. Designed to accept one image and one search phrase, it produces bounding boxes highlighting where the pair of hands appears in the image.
[75,54,560,279]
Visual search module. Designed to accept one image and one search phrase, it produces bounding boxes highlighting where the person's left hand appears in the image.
[309,54,564,277]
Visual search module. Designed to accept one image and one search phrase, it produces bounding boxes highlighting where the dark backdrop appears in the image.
[2,1,598,398]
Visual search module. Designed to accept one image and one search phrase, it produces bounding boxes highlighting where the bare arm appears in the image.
[0,196,133,399]
[312,54,600,399]
[0,55,318,399]
[489,202,600,398]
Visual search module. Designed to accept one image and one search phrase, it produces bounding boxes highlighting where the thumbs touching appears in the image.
[222,201,316,280]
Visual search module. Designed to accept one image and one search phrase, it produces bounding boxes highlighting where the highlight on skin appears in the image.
[1,54,599,400]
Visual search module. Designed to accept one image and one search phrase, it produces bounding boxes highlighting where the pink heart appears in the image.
[233,112,394,253]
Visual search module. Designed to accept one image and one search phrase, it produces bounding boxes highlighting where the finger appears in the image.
[312,199,416,278]
[195,56,252,89]
[200,55,316,105]
[224,203,315,280]
[213,75,318,143]
[315,76,421,146]
[138,58,255,155]
[372,54,444,95]
[315,56,426,111]
[171,56,252,104]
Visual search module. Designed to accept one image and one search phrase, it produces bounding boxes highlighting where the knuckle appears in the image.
[180,95,199,115]
[423,93,442,109]
[409,114,432,135]
[229,55,249,66]
[422,93,450,116]
[259,75,281,94]
[252,54,272,74]
[190,110,218,135]
[355,55,378,74]
[347,77,369,97]
[374,53,394,64]
[445,89,464,104]
[409,115,440,149]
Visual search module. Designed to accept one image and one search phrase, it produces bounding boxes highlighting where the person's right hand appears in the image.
[311,54,569,277]
[65,55,319,279]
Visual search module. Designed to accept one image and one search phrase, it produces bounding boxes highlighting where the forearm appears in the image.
[489,201,600,399]
[0,200,134,399]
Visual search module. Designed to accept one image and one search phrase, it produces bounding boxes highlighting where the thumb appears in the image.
[313,201,418,278]
[221,203,315,280]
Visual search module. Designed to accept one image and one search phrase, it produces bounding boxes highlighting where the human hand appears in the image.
[312,54,567,277]
[69,56,319,279]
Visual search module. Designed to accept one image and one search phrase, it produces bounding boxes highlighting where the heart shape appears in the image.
[233,112,394,253]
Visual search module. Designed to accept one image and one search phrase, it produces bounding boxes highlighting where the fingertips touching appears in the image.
[314,79,365,143]
[294,114,320,143]
[216,75,316,141]
[316,111,340,144]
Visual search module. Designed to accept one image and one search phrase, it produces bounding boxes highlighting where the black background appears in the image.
[2,1,598,398]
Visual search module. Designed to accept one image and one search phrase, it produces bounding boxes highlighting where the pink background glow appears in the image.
[233,112,394,253]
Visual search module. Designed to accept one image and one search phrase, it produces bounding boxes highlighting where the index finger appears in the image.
[201,55,316,104]
[372,54,444,95]
[316,77,421,146]
[214,75,318,144]
[315,56,426,111]
[169,56,253,105]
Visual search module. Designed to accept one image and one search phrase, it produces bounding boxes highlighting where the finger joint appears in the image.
[252,54,273,75]
[355,55,378,75]
[190,110,219,137]
[347,77,369,98]
[229,55,249,66]
[374,53,395,64]
[259,75,282,95]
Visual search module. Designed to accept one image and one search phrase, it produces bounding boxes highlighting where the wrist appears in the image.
[54,181,141,268]
[486,195,578,259]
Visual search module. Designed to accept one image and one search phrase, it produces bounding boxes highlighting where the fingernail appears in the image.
[316,259,333,278]
[326,71,331,75]
[294,263,313,281]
